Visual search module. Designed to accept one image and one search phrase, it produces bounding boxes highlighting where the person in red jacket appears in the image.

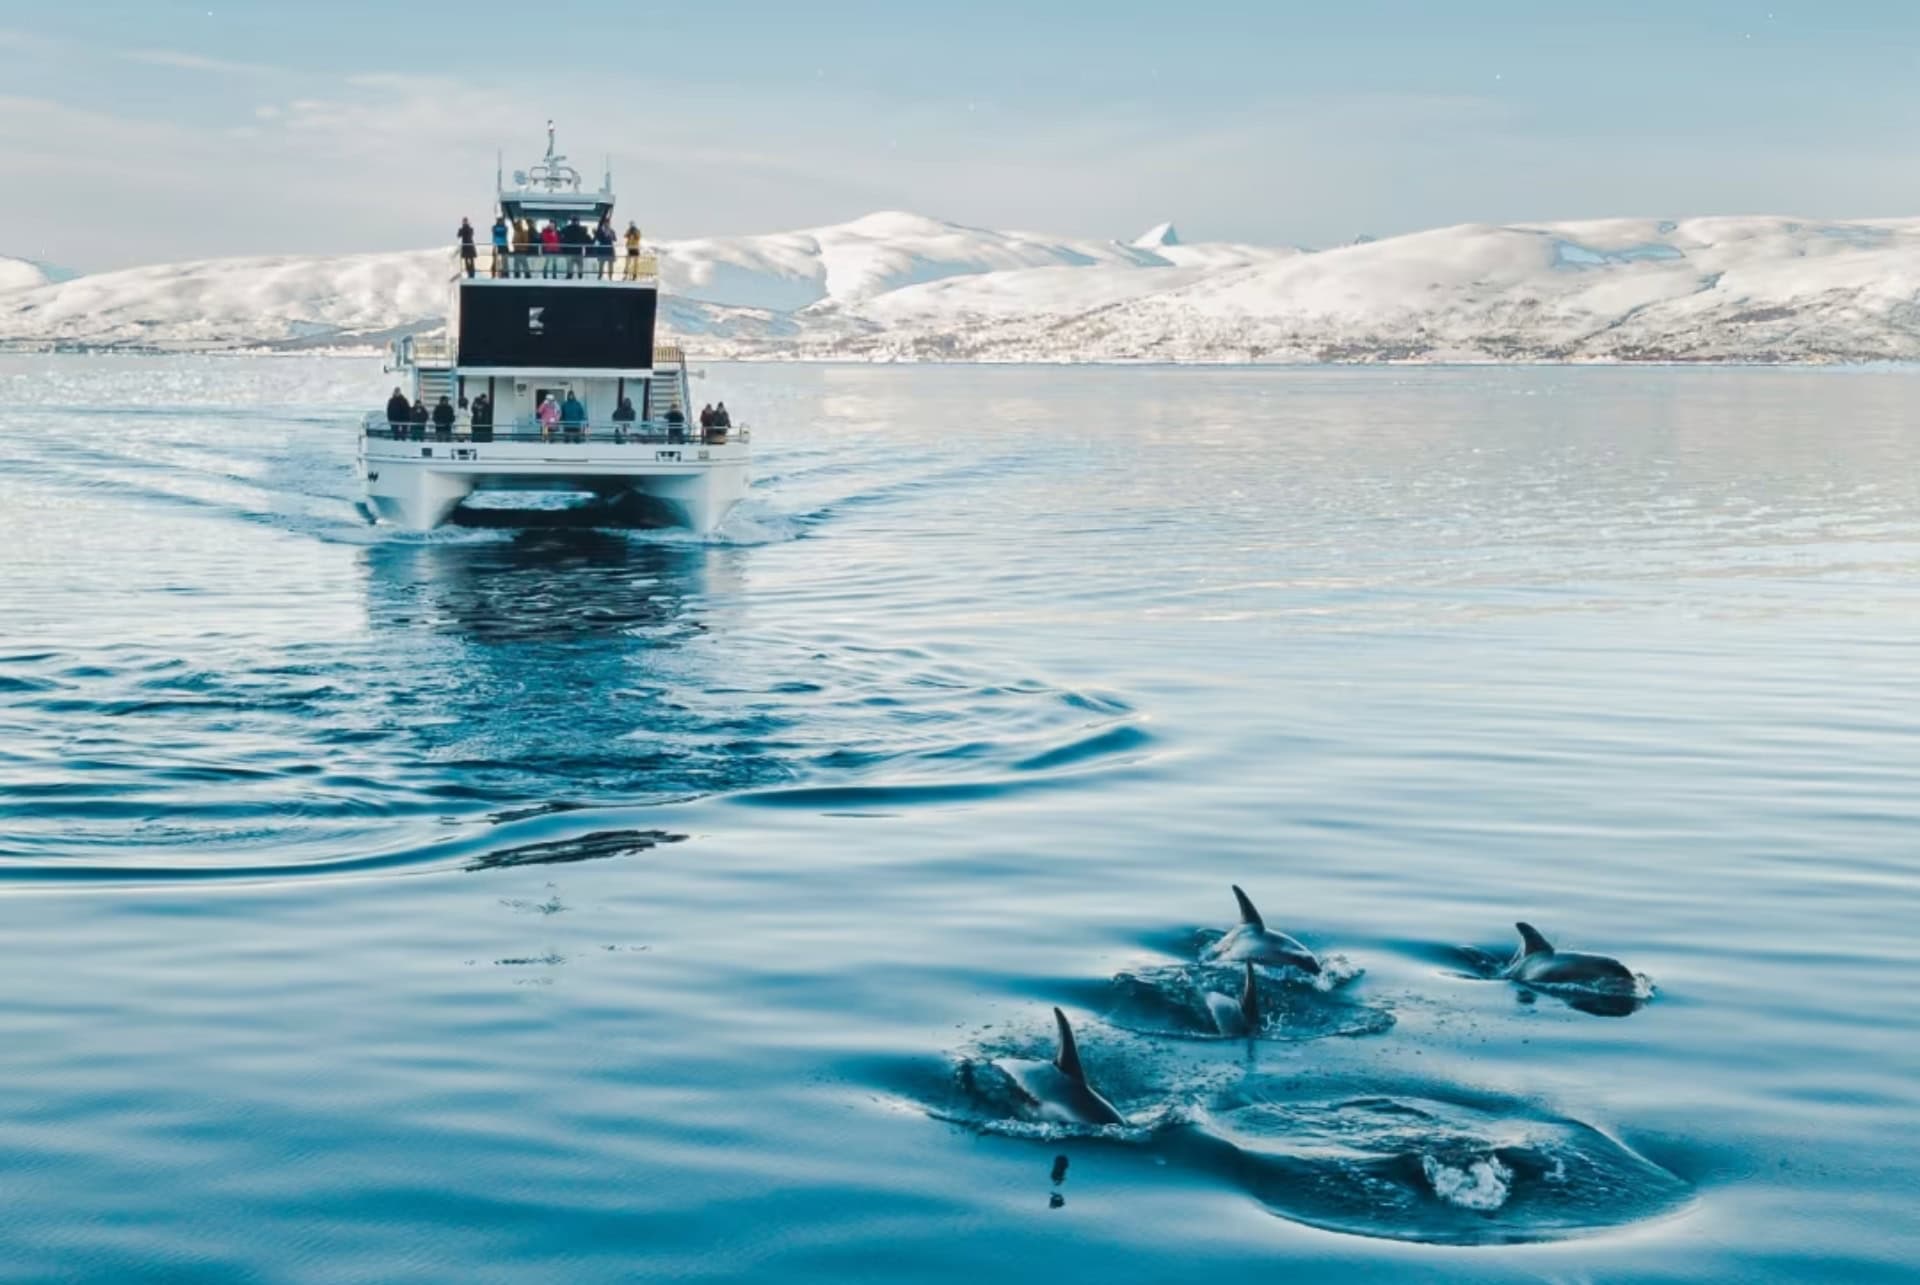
[539,222,561,277]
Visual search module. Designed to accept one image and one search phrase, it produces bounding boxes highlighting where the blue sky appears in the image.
[4,2,1919,269]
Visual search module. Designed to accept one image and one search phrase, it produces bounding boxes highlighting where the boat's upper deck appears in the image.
[434,123,663,374]
[454,245,658,285]
[458,120,657,285]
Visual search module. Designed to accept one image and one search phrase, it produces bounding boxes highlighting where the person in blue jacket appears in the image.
[560,390,588,441]
[489,214,509,278]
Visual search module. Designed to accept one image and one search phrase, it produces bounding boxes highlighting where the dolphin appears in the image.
[1502,922,1636,988]
[1000,1008,1126,1127]
[1201,885,1322,974]
[1204,961,1263,1037]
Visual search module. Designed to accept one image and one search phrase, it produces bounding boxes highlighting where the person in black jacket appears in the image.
[593,216,616,279]
[386,387,410,438]
[410,398,429,440]
[713,402,731,429]
[564,219,589,278]
[457,218,477,278]
[470,392,493,442]
[611,394,636,441]
[432,394,456,439]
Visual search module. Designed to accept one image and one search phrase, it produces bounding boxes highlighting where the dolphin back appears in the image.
[1231,884,1265,931]
[1531,950,1637,987]
[1044,1009,1125,1125]
[1052,1007,1088,1084]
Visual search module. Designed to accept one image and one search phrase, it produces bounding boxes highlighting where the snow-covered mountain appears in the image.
[6,213,1920,362]
[0,256,56,293]
[0,250,449,350]
[1131,221,1181,249]
[659,211,1223,310]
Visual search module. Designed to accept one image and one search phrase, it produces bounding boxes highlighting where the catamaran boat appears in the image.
[360,125,749,531]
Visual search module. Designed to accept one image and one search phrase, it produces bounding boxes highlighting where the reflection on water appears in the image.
[359,526,721,641]
[349,531,781,855]
[360,528,728,645]
[465,827,686,871]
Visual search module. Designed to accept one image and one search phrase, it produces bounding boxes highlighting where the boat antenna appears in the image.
[526,120,580,192]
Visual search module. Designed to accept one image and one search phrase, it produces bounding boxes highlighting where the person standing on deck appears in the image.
[594,216,616,279]
[537,393,560,440]
[624,222,643,280]
[457,218,477,279]
[560,389,588,440]
[512,218,532,277]
[564,219,589,279]
[540,222,561,277]
[386,387,410,438]
[454,395,472,440]
[490,215,509,278]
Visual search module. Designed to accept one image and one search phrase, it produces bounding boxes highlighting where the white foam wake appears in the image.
[1420,1153,1514,1211]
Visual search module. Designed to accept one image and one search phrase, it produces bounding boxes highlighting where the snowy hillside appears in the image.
[659,211,1221,310]
[6,213,1920,362]
[0,257,52,293]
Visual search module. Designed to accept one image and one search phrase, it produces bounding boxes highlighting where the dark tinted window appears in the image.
[458,286,656,368]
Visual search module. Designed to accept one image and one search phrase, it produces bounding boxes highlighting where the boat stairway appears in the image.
[416,367,456,405]
[650,370,688,421]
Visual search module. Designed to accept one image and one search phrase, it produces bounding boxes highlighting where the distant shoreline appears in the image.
[9,212,1920,365]
[2,343,1909,369]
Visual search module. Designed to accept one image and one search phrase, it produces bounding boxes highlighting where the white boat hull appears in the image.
[359,434,750,532]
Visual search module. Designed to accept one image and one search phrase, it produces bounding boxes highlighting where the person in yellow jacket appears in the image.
[624,222,643,279]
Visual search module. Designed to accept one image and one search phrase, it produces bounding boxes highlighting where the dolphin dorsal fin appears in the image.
[1515,922,1554,957]
[1240,961,1260,1030]
[1231,884,1265,932]
[1052,1007,1088,1084]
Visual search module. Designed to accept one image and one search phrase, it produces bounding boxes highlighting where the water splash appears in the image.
[1420,1152,1513,1211]
[1102,963,1393,1042]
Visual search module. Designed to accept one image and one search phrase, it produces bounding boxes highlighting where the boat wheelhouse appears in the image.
[359,124,749,531]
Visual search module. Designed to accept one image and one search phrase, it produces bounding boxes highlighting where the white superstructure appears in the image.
[360,124,749,531]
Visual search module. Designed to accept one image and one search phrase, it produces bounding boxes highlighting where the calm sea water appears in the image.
[1,355,1917,1282]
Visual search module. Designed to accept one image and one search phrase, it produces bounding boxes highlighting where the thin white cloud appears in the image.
[119,47,282,77]
[14,55,1920,274]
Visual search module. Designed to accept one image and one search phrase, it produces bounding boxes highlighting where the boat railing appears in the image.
[390,335,684,369]
[453,246,659,282]
[361,411,745,446]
